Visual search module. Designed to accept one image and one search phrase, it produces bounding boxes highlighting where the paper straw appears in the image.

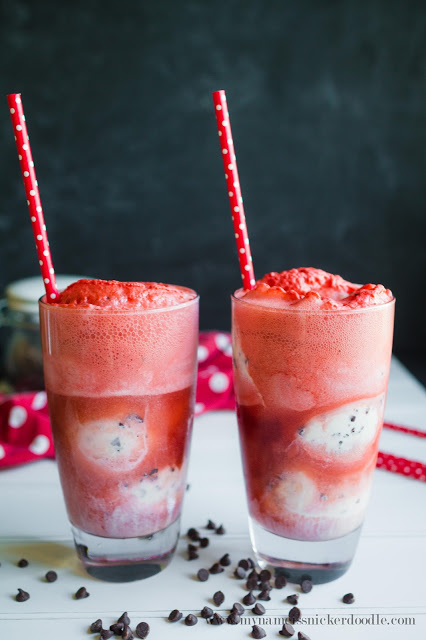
[7,93,59,301]
[212,90,255,290]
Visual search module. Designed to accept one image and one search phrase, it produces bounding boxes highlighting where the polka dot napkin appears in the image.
[0,332,424,481]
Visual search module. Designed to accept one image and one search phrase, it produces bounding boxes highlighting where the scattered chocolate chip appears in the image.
[232,602,244,615]
[216,524,225,535]
[252,625,267,639]
[197,568,209,582]
[199,537,209,548]
[45,570,57,583]
[275,575,287,589]
[243,591,256,605]
[252,603,265,615]
[342,592,355,604]
[122,625,134,640]
[279,622,295,637]
[227,612,240,625]
[247,576,259,590]
[210,613,226,625]
[297,633,311,640]
[259,569,271,581]
[288,607,301,624]
[206,519,216,530]
[248,569,259,579]
[135,621,150,638]
[118,612,131,625]
[201,606,213,619]
[213,590,225,606]
[15,588,30,602]
[234,566,246,579]
[260,581,272,591]
[187,527,200,541]
[74,586,89,599]
[188,543,198,552]
[188,548,199,560]
[185,614,198,626]
[287,594,299,605]
[17,559,29,568]
[247,557,255,568]
[90,619,102,633]
[168,609,182,622]
[110,622,124,634]
[100,630,114,640]
[258,589,271,601]
[210,562,224,574]
[300,579,313,593]
[220,553,231,566]
[238,559,250,571]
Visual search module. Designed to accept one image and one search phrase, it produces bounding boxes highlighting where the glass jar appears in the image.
[0,275,86,391]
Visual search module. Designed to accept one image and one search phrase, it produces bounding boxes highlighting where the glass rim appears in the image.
[231,291,395,315]
[39,288,199,315]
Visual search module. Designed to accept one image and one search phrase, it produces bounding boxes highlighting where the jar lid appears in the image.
[5,275,89,313]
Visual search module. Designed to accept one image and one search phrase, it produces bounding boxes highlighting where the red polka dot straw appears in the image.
[212,90,255,291]
[7,93,58,302]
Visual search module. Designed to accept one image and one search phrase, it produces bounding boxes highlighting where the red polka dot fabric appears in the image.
[0,331,424,482]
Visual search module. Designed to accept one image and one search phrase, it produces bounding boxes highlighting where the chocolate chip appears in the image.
[168,609,182,622]
[90,619,102,633]
[232,602,244,615]
[210,562,224,574]
[260,581,272,591]
[135,621,150,638]
[45,570,57,583]
[216,524,225,535]
[227,612,240,625]
[252,603,265,615]
[213,590,225,606]
[17,559,29,568]
[234,566,246,579]
[199,537,209,548]
[185,614,198,626]
[118,612,131,625]
[206,519,216,530]
[342,592,355,604]
[258,589,271,601]
[246,576,259,590]
[187,527,200,541]
[220,553,231,566]
[188,543,198,552]
[247,557,255,568]
[275,575,287,589]
[297,633,311,640]
[188,548,199,560]
[201,606,213,619]
[279,622,295,637]
[243,591,256,605]
[15,588,30,602]
[287,594,299,605]
[288,607,301,624]
[252,625,267,639]
[238,559,250,571]
[248,568,259,579]
[110,622,124,634]
[210,613,226,625]
[300,579,312,593]
[100,630,114,640]
[197,568,209,582]
[259,569,271,581]
[74,586,89,599]
[122,625,134,640]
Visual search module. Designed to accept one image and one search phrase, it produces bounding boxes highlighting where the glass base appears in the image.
[249,517,362,584]
[72,518,180,582]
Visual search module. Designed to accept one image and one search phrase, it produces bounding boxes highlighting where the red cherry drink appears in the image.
[232,268,394,582]
[39,279,198,581]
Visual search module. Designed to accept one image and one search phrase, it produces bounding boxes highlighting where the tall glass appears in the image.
[39,290,198,582]
[232,293,395,583]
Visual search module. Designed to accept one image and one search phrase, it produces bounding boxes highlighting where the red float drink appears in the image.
[232,268,394,582]
[39,279,198,581]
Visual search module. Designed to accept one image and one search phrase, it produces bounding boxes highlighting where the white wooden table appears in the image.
[1,358,425,639]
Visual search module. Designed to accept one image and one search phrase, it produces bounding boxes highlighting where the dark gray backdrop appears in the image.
[1,0,425,374]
